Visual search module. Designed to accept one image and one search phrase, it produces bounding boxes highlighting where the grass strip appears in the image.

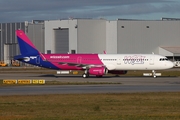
[0,92,180,120]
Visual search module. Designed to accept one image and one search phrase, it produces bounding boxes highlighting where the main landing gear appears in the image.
[82,73,89,78]
[82,69,89,78]
[82,73,103,78]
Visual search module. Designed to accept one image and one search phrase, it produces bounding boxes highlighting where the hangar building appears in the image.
[44,18,180,60]
[0,18,180,65]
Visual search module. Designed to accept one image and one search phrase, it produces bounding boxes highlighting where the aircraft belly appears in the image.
[105,64,116,70]
[56,63,83,70]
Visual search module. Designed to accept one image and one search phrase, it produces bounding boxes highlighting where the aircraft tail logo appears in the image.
[16,30,39,56]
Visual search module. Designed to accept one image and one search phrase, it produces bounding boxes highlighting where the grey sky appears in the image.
[0,0,180,23]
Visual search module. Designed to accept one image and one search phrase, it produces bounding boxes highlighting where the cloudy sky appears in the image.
[0,0,180,23]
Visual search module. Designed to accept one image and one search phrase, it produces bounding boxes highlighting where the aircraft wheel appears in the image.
[82,73,89,78]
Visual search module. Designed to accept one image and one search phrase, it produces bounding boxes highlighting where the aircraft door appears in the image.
[149,56,154,65]
[77,57,82,64]
[117,57,121,65]
[36,55,40,64]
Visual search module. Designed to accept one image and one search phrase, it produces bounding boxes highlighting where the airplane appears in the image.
[14,30,174,78]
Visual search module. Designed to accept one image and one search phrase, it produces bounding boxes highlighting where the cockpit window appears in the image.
[159,58,169,61]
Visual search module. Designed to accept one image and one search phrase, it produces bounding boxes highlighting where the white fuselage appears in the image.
[98,54,174,70]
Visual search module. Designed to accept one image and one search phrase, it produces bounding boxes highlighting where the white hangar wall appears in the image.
[77,19,106,53]
[44,19,107,54]
[44,19,78,54]
[106,21,117,54]
[117,20,180,55]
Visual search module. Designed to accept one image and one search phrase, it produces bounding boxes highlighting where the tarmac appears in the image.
[0,69,180,95]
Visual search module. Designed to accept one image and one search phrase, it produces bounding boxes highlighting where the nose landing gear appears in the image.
[152,70,156,78]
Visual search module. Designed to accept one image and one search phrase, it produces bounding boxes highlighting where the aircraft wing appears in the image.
[58,62,104,68]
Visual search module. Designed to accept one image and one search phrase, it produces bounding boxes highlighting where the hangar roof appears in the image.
[161,47,180,54]
[160,47,180,56]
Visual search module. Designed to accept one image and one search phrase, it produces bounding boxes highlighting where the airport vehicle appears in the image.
[12,61,20,67]
[0,61,8,67]
[14,30,174,78]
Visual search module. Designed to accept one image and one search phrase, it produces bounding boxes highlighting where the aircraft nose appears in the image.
[168,61,174,69]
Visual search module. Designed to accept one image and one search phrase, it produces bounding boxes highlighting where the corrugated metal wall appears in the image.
[26,22,44,53]
[0,21,44,65]
[0,22,25,63]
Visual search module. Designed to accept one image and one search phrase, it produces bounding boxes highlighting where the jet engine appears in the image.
[88,67,108,75]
